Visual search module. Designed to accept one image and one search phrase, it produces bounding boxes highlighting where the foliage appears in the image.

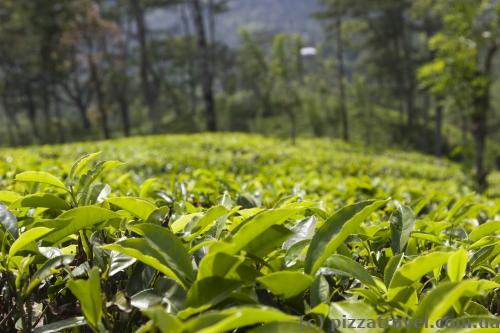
[0,133,499,332]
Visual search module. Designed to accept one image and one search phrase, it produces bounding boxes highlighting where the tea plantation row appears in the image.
[0,134,499,332]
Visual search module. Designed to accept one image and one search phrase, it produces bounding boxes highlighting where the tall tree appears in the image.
[316,0,350,140]
[419,0,500,190]
[190,0,217,131]
[129,0,162,133]
[62,1,122,139]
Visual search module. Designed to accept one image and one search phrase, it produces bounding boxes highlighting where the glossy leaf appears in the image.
[305,200,387,274]
[409,280,500,333]
[447,248,468,282]
[390,201,416,254]
[329,301,383,333]
[41,206,121,243]
[183,306,298,333]
[15,171,66,190]
[108,197,158,220]
[66,267,103,330]
[9,227,53,257]
[33,317,86,333]
[129,223,195,285]
[257,271,313,298]
[13,193,71,210]
[0,202,18,239]
[325,254,377,289]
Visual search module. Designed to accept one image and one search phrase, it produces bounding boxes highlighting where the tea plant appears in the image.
[0,134,499,332]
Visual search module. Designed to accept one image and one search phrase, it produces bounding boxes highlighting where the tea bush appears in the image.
[0,134,499,332]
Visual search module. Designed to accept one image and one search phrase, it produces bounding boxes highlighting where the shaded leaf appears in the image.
[66,267,103,330]
[390,201,415,254]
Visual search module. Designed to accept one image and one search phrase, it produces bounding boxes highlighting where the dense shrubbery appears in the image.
[0,134,499,332]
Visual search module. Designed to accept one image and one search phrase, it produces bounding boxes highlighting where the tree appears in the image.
[62,0,122,139]
[190,0,217,131]
[129,0,162,133]
[316,0,351,141]
[418,0,500,191]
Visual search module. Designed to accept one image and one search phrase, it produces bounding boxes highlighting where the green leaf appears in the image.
[129,223,195,285]
[12,193,71,210]
[171,213,202,233]
[139,177,157,198]
[223,208,302,255]
[310,275,330,307]
[183,306,298,333]
[0,202,18,239]
[9,227,54,257]
[257,271,313,298]
[469,221,500,242]
[325,254,377,289]
[33,317,86,333]
[108,197,158,220]
[15,171,66,190]
[130,289,162,309]
[329,301,383,333]
[66,267,103,331]
[181,277,242,318]
[447,248,468,282]
[409,280,500,333]
[244,224,293,258]
[383,253,404,287]
[108,250,137,277]
[282,216,317,249]
[250,322,324,332]
[27,255,75,294]
[187,205,229,235]
[68,152,102,182]
[197,251,244,280]
[102,239,187,288]
[142,307,182,333]
[390,201,415,254]
[76,160,124,204]
[41,206,121,244]
[388,251,453,302]
[0,191,22,204]
[305,200,387,275]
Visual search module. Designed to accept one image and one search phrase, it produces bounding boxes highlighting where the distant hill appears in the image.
[217,0,324,45]
[148,0,324,47]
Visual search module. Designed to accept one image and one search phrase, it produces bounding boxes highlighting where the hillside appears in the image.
[0,133,473,208]
[1,133,500,332]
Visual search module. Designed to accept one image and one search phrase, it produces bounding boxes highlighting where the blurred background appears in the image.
[0,0,499,188]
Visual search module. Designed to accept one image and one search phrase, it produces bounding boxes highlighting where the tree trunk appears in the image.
[39,45,53,143]
[25,83,41,141]
[208,0,217,74]
[434,103,443,157]
[129,0,160,133]
[76,99,91,131]
[53,93,66,143]
[335,12,348,141]
[88,54,110,139]
[471,45,498,192]
[191,0,217,132]
[401,26,415,129]
[180,5,198,115]
[1,94,19,146]
[472,97,487,192]
[289,112,297,146]
[117,94,131,137]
